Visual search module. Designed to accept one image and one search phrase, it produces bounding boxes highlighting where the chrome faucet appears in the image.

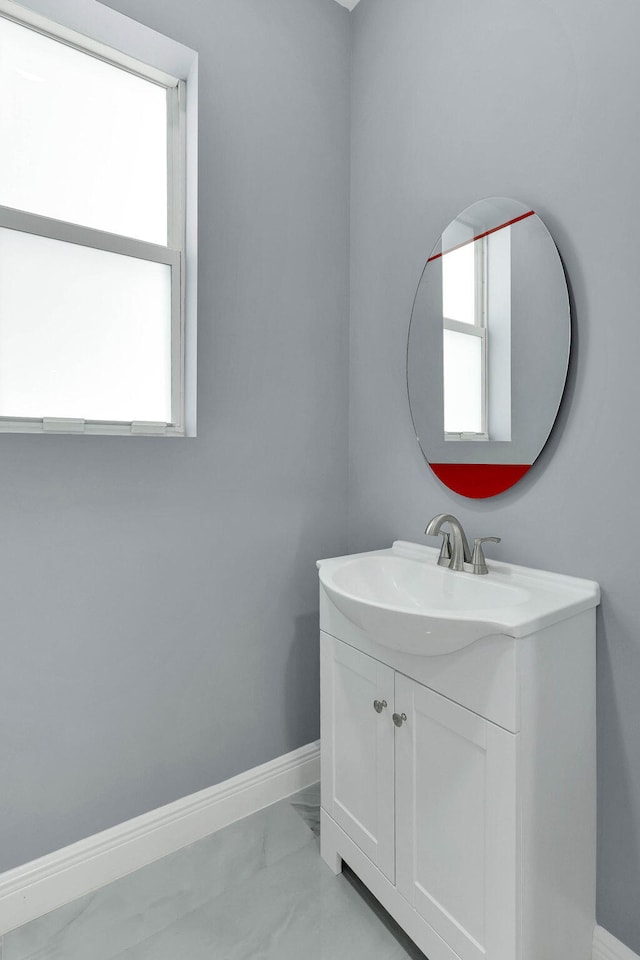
[425,513,501,575]
[425,513,471,571]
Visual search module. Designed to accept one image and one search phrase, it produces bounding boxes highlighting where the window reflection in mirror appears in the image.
[441,217,513,442]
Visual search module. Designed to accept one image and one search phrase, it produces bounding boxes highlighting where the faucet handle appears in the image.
[471,537,501,575]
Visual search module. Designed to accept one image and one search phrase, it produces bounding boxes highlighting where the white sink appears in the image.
[317,541,599,655]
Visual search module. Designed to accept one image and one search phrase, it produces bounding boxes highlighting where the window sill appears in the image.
[0,418,188,437]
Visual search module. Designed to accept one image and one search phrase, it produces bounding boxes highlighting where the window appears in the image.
[0,0,197,435]
[441,220,514,443]
[442,235,488,439]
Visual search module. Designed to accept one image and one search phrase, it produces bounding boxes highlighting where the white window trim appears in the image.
[0,0,198,437]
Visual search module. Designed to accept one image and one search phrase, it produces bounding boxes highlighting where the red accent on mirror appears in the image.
[430,463,531,499]
[427,211,535,263]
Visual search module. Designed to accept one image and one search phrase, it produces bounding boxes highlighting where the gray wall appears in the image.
[0,0,350,872]
[350,0,640,950]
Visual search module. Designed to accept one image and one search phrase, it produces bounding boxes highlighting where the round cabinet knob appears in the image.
[373,699,387,713]
[393,712,408,727]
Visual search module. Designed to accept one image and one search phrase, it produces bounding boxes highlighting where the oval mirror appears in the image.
[407,197,570,498]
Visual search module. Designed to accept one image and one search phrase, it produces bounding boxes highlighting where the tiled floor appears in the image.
[1,785,425,959]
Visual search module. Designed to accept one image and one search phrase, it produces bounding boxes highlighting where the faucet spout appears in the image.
[425,514,472,571]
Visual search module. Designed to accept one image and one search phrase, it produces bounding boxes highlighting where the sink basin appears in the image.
[318,541,599,655]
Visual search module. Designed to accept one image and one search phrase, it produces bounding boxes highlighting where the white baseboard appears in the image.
[0,740,320,936]
[594,926,640,960]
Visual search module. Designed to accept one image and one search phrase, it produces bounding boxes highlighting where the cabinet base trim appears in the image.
[0,741,320,936]
[320,808,461,960]
[593,926,640,960]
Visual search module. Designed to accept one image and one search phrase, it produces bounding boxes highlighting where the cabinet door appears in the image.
[395,673,518,960]
[321,634,395,881]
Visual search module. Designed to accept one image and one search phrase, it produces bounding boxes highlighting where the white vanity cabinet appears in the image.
[319,552,598,960]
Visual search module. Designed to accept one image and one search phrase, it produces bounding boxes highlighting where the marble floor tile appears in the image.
[3,785,424,960]
[289,782,320,838]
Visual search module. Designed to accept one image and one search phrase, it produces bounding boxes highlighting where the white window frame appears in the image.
[0,0,198,437]
[443,235,489,441]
